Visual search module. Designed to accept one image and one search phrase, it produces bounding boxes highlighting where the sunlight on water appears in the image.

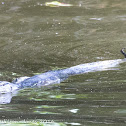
[0,0,126,125]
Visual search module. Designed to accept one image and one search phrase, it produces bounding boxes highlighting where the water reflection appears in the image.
[0,0,126,125]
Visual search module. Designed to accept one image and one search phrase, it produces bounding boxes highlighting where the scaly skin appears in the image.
[0,49,126,94]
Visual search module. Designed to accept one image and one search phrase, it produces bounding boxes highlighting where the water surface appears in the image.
[0,0,126,125]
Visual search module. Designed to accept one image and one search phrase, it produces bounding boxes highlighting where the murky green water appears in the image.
[1,0,126,125]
